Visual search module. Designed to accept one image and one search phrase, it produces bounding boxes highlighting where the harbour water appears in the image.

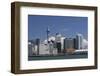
[28,51,88,61]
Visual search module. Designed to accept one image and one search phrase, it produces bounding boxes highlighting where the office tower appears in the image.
[35,38,40,55]
[73,38,77,49]
[28,41,33,56]
[48,41,54,55]
[28,40,35,56]
[76,34,83,49]
[64,38,75,54]
[28,40,37,56]
[61,37,65,51]
[55,33,62,54]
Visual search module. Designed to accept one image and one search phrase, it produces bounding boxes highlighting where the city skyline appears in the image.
[28,15,88,41]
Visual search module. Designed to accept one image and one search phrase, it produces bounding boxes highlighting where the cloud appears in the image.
[82,39,88,49]
[43,36,65,44]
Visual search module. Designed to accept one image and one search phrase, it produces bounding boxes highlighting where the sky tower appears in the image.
[46,27,50,43]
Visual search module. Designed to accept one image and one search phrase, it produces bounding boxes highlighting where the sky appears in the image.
[28,15,88,41]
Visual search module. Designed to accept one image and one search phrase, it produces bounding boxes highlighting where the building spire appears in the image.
[47,26,50,43]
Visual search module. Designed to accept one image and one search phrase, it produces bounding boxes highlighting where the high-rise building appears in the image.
[28,40,35,56]
[73,38,77,49]
[64,38,75,54]
[55,33,62,54]
[76,34,83,49]
[28,41,33,56]
[35,38,40,55]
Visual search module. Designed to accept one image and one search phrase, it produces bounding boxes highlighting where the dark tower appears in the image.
[36,38,40,55]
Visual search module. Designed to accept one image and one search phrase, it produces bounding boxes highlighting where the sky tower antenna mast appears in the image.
[47,26,50,43]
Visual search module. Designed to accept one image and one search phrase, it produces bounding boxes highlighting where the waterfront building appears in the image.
[76,34,83,49]
[61,37,65,51]
[35,38,40,55]
[28,41,33,56]
[55,33,62,54]
[28,40,36,56]
[64,38,75,54]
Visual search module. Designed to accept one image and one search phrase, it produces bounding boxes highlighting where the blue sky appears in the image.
[28,15,88,40]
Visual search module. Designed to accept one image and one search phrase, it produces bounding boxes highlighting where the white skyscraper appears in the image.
[76,34,83,49]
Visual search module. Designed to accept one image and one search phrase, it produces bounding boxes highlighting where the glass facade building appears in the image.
[76,34,83,49]
[64,38,75,53]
